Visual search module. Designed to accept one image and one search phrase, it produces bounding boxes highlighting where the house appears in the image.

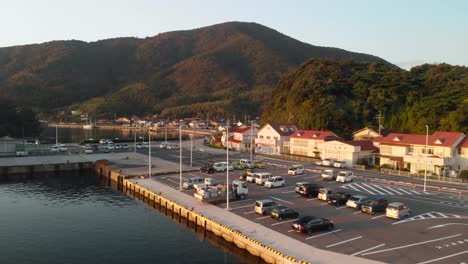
[226,126,259,151]
[255,123,298,155]
[286,130,339,158]
[456,138,468,173]
[317,140,378,168]
[353,126,390,140]
[377,132,465,176]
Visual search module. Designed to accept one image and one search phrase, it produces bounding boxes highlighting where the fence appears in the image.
[380,168,464,184]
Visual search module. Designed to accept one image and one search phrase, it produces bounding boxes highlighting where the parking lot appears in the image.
[153,156,468,264]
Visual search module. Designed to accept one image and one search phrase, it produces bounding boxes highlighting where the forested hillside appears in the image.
[262,59,468,136]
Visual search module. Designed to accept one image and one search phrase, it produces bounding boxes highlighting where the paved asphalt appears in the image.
[138,139,468,264]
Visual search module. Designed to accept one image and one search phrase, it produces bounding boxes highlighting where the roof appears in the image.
[378,132,465,147]
[268,123,298,136]
[345,140,378,151]
[289,130,336,140]
[458,138,468,148]
[228,136,242,143]
[353,126,391,137]
[231,126,252,134]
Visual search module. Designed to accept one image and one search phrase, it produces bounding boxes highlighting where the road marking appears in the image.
[352,183,376,194]
[346,183,362,192]
[281,190,296,194]
[326,236,363,248]
[362,183,385,195]
[320,203,329,206]
[336,206,347,209]
[397,188,413,195]
[270,196,294,205]
[353,211,362,214]
[428,223,468,229]
[230,204,254,210]
[303,177,316,179]
[383,186,403,195]
[397,196,468,209]
[361,234,463,256]
[288,230,295,233]
[256,216,271,220]
[307,198,318,201]
[409,189,422,195]
[271,218,298,226]
[219,199,252,206]
[305,229,342,240]
[371,215,386,220]
[415,249,468,264]
[166,178,180,185]
[351,243,386,256]
[243,211,255,214]
[373,185,395,195]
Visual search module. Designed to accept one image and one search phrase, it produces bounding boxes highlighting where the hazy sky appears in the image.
[1,0,467,69]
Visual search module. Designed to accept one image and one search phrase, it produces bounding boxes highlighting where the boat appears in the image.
[83,114,95,129]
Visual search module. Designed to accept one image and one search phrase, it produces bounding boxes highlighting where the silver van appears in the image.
[240,159,255,169]
[254,199,279,215]
[254,172,272,185]
[182,176,204,189]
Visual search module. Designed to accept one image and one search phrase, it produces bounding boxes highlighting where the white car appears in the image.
[264,176,285,188]
[160,142,169,149]
[220,161,233,171]
[322,159,334,166]
[84,145,93,154]
[318,188,333,201]
[288,164,304,175]
[333,160,346,168]
[386,202,411,220]
[59,144,68,152]
[336,171,354,183]
[213,163,225,172]
[99,139,107,144]
[51,145,60,152]
[167,144,179,150]
[246,173,256,183]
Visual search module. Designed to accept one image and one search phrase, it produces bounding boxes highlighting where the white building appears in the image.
[456,138,468,173]
[286,130,338,158]
[255,123,298,155]
[225,126,259,151]
[318,140,378,168]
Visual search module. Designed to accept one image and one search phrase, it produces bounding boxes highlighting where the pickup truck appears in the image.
[194,180,248,204]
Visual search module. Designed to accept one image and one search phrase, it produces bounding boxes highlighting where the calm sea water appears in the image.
[0,173,263,264]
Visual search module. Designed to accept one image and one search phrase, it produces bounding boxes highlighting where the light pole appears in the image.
[424,125,429,192]
[226,120,230,210]
[190,135,193,168]
[148,127,152,178]
[134,126,137,153]
[250,120,255,161]
[179,122,183,191]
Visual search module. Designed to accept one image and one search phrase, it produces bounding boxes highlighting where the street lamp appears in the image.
[250,120,255,161]
[190,135,193,168]
[226,120,230,210]
[424,125,429,192]
[179,122,183,191]
[148,127,151,178]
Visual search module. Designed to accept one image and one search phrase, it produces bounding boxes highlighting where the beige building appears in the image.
[377,132,465,176]
[226,126,259,152]
[456,138,468,173]
[286,130,338,158]
[318,140,377,168]
[353,126,389,140]
[255,123,298,155]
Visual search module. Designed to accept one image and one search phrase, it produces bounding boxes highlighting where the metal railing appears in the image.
[380,168,464,184]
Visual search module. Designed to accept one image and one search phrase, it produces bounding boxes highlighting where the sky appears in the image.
[1,0,467,69]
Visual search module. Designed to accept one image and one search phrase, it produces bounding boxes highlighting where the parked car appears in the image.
[59,144,68,152]
[322,159,334,167]
[200,165,215,174]
[160,142,169,149]
[254,199,280,215]
[182,176,204,190]
[318,188,333,201]
[255,172,273,185]
[245,172,256,183]
[361,196,389,215]
[84,145,93,154]
[264,176,285,188]
[254,160,265,169]
[167,144,179,150]
[298,184,321,198]
[232,162,247,170]
[288,164,304,175]
[321,169,336,181]
[315,159,323,166]
[335,171,354,183]
[327,192,352,206]
[51,145,60,152]
[386,202,411,220]
[99,139,107,144]
[239,169,255,180]
[213,162,226,172]
[122,144,130,150]
[220,161,234,171]
[295,182,311,194]
[240,159,255,169]
[346,195,369,209]
[271,206,299,220]
[333,160,346,168]
[292,216,334,234]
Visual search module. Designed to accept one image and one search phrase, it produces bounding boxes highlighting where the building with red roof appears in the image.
[222,126,258,152]
[286,130,339,157]
[378,132,465,175]
[317,140,379,168]
[255,123,298,155]
[456,138,468,174]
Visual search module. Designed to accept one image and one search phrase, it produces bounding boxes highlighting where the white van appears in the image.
[220,161,234,171]
[167,143,179,150]
[264,176,285,188]
[182,176,204,189]
[321,169,336,181]
[322,159,334,167]
[336,171,354,183]
[333,160,346,168]
[318,188,333,201]
[288,164,304,175]
[213,162,225,172]
[240,159,255,169]
[255,172,273,185]
[386,202,411,220]
[254,199,279,215]
[246,173,256,183]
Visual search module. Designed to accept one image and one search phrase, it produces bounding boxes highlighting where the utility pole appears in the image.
[226,119,230,210]
[375,111,383,135]
[179,123,183,191]
[148,128,151,178]
[424,125,429,192]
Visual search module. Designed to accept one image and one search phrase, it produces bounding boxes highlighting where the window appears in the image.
[260,135,264,139]
[267,136,271,139]
[408,146,414,153]
[380,146,392,155]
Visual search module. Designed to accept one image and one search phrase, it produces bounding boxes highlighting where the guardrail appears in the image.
[380,168,464,184]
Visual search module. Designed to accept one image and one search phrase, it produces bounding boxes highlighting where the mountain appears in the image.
[262,59,468,136]
[0,22,393,118]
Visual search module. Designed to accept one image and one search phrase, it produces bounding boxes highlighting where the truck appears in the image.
[321,169,337,181]
[194,180,248,204]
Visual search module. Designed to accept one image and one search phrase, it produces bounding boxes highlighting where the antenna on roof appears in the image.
[375,111,384,135]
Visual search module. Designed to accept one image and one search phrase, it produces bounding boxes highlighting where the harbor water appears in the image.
[0,172,263,264]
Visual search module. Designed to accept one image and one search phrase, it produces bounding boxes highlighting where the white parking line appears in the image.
[351,243,386,256]
[416,249,468,264]
[326,236,363,248]
[353,211,362,214]
[320,203,329,206]
[373,185,395,195]
[361,234,463,256]
[397,188,413,195]
[230,204,254,210]
[219,199,252,206]
[281,190,296,194]
[346,183,363,192]
[303,177,316,179]
[336,206,347,209]
[307,198,318,201]
[166,178,180,185]
[271,218,298,226]
[409,189,422,195]
[362,183,385,195]
[383,186,403,195]
[288,230,295,233]
[371,215,386,220]
[256,216,271,220]
[243,211,256,215]
[305,229,342,240]
[270,196,294,205]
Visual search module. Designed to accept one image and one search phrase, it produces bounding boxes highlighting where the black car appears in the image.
[327,192,352,206]
[271,206,299,220]
[361,196,388,215]
[292,216,334,234]
[298,184,321,198]
[200,165,215,174]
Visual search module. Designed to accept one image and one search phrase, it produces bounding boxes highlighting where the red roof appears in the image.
[231,126,252,134]
[458,137,468,148]
[289,130,336,140]
[379,132,465,147]
[228,136,242,143]
[345,140,378,151]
